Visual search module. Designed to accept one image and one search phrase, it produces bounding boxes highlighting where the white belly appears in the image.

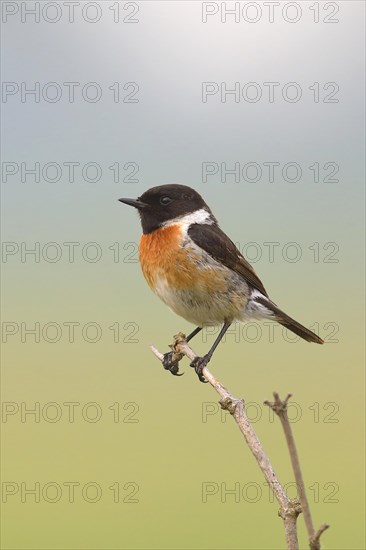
[154,273,251,326]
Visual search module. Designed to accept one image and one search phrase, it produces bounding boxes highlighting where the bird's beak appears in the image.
[118,197,148,210]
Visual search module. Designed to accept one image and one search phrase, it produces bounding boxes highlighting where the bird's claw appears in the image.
[190,355,209,383]
[162,352,184,377]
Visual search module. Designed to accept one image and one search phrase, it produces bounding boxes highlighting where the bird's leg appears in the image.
[186,326,202,342]
[190,322,231,383]
[162,327,202,376]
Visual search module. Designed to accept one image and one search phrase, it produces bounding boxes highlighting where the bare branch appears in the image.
[150,333,301,550]
[264,392,329,550]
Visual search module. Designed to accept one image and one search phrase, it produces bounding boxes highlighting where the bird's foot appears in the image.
[162,352,184,377]
[190,355,210,383]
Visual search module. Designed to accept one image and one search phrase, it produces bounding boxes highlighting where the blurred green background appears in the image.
[1,1,365,549]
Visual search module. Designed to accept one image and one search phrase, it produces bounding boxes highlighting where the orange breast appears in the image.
[139,224,226,293]
[139,225,185,288]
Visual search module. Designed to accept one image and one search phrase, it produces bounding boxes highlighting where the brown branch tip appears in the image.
[264,391,292,415]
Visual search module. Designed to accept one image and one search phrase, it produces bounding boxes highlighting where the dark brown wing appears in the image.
[188,223,269,298]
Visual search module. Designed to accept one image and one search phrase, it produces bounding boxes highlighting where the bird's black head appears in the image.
[119,184,214,234]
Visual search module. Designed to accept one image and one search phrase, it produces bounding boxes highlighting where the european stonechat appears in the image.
[119,184,323,382]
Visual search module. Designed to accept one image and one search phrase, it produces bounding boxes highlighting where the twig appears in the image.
[310,523,331,550]
[150,333,301,550]
[264,393,329,550]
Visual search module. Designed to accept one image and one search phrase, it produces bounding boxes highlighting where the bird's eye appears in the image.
[160,196,172,205]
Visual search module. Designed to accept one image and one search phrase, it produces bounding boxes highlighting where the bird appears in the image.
[119,184,323,382]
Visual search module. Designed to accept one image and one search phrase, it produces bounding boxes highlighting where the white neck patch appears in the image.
[162,208,214,228]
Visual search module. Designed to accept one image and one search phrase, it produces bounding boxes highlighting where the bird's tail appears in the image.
[255,296,324,344]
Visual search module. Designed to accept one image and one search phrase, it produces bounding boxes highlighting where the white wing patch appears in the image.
[250,289,269,301]
[245,289,275,320]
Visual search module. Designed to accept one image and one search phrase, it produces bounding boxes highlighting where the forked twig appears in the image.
[264,392,329,550]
